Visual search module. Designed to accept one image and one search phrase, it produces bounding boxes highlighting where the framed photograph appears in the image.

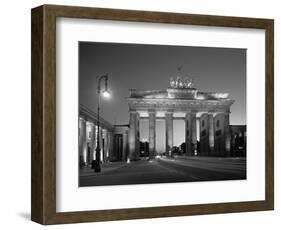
[31,4,274,224]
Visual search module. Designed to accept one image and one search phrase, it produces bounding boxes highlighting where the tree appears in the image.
[180,142,186,153]
[172,146,179,153]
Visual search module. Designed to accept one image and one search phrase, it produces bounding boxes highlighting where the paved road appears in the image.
[79,156,246,187]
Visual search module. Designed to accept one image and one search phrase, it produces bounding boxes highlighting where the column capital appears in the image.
[79,116,86,122]
[165,109,174,114]
[201,112,209,117]
[86,120,95,126]
[185,112,191,118]
[148,109,156,114]
[165,112,173,117]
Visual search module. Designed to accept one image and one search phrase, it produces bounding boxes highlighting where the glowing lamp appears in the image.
[102,90,111,98]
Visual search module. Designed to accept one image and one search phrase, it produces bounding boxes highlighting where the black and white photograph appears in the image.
[78,42,247,187]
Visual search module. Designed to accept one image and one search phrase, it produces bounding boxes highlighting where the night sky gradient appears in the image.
[79,42,246,152]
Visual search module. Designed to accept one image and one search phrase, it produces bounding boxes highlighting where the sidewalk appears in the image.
[165,154,246,161]
[80,161,128,176]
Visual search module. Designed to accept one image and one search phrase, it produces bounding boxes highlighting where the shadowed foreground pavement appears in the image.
[79,156,246,187]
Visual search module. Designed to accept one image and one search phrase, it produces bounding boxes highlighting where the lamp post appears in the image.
[94,74,111,172]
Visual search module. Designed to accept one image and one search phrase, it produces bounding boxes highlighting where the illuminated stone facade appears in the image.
[79,105,114,166]
[127,78,235,160]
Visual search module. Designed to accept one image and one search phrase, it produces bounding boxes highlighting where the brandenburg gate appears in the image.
[127,76,234,160]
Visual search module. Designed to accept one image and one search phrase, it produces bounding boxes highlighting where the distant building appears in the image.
[230,125,246,157]
[78,105,129,166]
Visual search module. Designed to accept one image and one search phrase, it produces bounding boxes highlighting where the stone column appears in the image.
[149,110,156,158]
[199,113,209,156]
[109,131,114,161]
[89,123,96,163]
[107,132,111,160]
[128,111,136,160]
[166,112,173,156]
[214,113,225,156]
[135,112,140,159]
[103,130,108,162]
[185,113,192,155]
[94,125,98,160]
[99,128,103,162]
[79,118,87,165]
[208,112,215,155]
[191,111,197,155]
[122,132,128,161]
[118,135,122,160]
[224,111,231,156]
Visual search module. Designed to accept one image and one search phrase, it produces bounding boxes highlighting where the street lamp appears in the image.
[93,74,111,172]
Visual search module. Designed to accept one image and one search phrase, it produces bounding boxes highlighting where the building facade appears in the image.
[127,77,237,160]
[79,105,114,167]
[79,105,130,166]
[230,125,247,157]
[79,78,246,165]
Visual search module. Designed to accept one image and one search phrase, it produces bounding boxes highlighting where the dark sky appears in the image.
[79,42,246,152]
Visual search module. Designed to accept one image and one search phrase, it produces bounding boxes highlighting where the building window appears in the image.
[201,130,206,137]
[215,130,221,136]
[202,120,205,128]
[216,120,220,128]
[186,120,189,128]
